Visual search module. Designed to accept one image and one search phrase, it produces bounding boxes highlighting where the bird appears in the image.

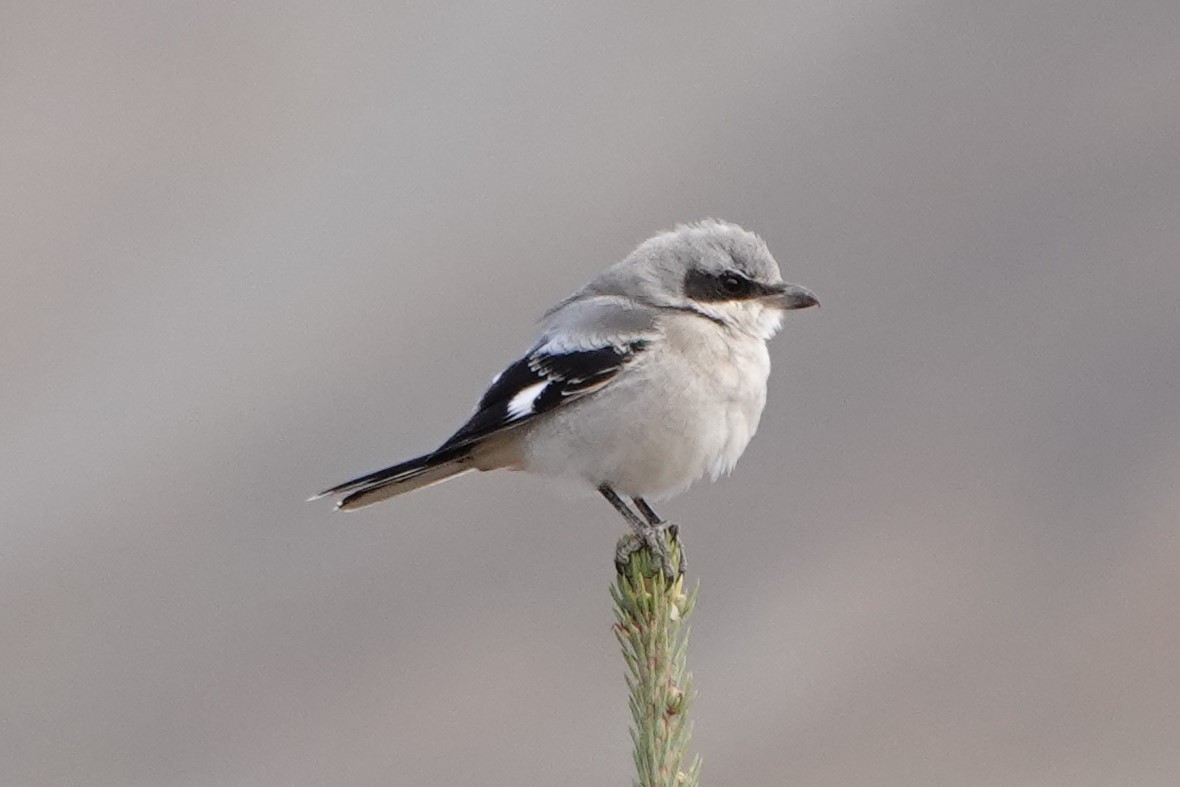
[311,220,818,577]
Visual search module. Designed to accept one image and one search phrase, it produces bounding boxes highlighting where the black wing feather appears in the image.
[438,340,647,451]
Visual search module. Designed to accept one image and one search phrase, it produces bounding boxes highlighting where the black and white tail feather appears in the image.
[312,334,648,510]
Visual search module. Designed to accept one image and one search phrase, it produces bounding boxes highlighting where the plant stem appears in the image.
[611,532,701,787]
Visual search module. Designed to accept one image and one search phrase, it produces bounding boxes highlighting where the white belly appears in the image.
[519,317,771,499]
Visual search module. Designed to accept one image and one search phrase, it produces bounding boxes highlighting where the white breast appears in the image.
[519,313,772,500]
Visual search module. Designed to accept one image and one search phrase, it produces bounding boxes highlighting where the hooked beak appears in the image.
[768,283,819,310]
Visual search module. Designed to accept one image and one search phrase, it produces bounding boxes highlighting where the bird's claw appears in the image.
[614,521,686,580]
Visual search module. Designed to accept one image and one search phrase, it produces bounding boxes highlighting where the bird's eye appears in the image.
[719,273,746,295]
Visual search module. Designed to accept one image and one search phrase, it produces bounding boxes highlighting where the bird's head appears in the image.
[602,219,818,339]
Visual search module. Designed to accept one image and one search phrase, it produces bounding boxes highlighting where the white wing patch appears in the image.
[507,381,547,418]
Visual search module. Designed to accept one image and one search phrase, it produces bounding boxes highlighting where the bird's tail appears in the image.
[310,445,475,511]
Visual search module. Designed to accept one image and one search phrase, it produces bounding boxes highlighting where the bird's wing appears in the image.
[437,296,658,451]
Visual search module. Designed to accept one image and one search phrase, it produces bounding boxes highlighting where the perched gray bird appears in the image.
[312,220,818,576]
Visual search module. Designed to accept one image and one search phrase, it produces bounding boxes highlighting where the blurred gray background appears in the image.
[3,2,1178,785]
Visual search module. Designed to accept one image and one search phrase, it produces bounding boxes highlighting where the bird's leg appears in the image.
[633,497,686,576]
[632,497,665,526]
[599,485,679,580]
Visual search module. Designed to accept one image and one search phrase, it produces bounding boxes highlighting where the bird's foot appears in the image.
[615,521,686,580]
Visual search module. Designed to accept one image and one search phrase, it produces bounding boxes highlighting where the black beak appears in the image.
[770,283,819,310]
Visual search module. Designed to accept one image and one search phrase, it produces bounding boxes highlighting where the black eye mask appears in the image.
[683,269,777,302]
